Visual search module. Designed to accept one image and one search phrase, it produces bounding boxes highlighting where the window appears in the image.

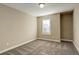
[42,19,50,34]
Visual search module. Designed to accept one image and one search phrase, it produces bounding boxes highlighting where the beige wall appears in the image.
[60,13,73,40]
[73,6,79,52]
[0,4,37,53]
[51,13,60,42]
[37,13,60,42]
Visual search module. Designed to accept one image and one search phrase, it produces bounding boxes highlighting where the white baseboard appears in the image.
[73,41,79,53]
[61,39,73,42]
[37,38,60,42]
[0,39,36,54]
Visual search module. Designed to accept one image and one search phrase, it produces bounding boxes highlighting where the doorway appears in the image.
[60,11,73,42]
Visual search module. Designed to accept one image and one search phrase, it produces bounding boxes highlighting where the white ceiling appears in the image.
[3,3,79,16]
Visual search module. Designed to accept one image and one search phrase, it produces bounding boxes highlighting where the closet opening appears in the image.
[60,11,73,42]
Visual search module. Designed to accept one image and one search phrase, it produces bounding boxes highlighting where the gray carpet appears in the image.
[1,39,79,55]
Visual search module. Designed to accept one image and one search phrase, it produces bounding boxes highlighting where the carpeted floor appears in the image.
[0,39,79,55]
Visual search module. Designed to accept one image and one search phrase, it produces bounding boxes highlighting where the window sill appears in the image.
[42,33,51,35]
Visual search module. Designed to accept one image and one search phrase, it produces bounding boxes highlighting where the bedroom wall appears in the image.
[0,4,37,53]
[37,13,60,42]
[73,5,79,52]
[51,13,60,42]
